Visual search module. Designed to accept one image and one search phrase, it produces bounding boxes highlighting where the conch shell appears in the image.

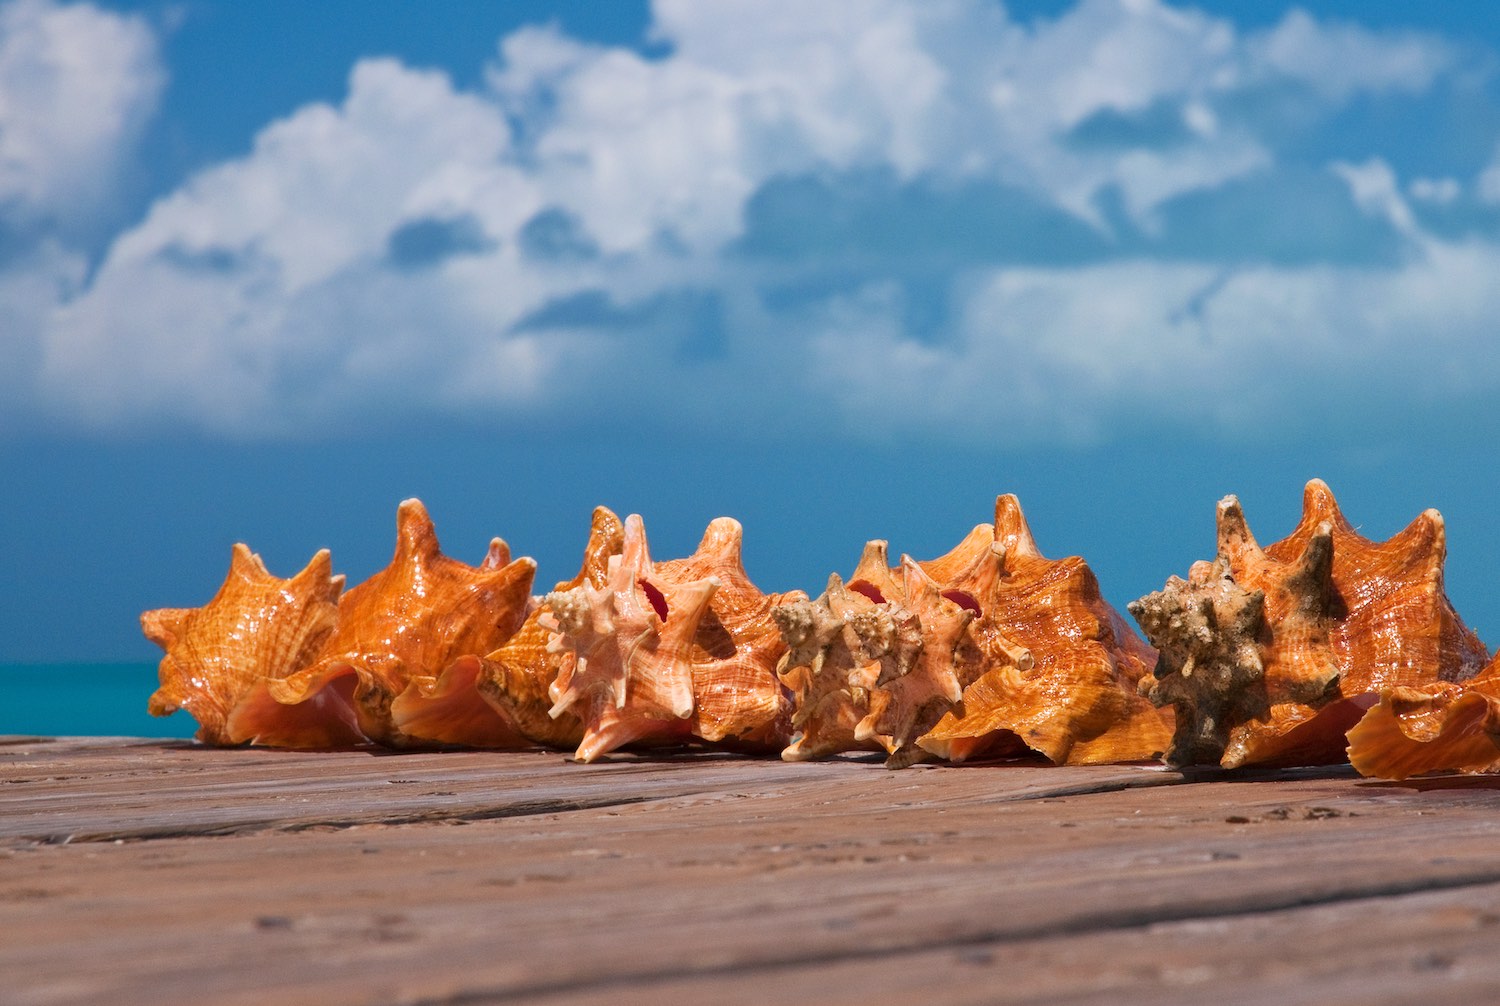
[773,546,984,767]
[1130,480,1488,769]
[1346,655,1500,779]
[144,546,344,745]
[391,507,625,749]
[541,513,801,762]
[918,496,1169,765]
[772,572,891,762]
[774,496,1169,768]
[225,499,536,747]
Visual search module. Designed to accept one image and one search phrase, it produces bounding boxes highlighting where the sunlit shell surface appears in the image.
[918,496,1170,766]
[225,499,536,747]
[542,514,802,762]
[775,496,1169,768]
[1131,480,1488,769]
[144,546,343,745]
[1346,655,1500,779]
[391,507,625,750]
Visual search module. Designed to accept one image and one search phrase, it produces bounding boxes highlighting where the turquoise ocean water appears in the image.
[1,663,198,738]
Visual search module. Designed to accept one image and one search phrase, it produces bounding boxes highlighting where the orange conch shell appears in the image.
[390,507,624,749]
[227,499,536,747]
[1346,655,1500,779]
[144,546,344,744]
[918,496,1169,766]
[1131,480,1488,769]
[541,513,801,762]
[776,496,1167,768]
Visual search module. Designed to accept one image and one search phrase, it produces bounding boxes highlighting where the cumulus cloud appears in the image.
[0,0,163,432]
[9,0,1498,443]
[0,0,162,228]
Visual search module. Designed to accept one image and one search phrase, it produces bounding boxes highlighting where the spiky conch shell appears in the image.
[917,496,1169,765]
[774,496,1168,768]
[1130,479,1488,769]
[391,507,624,749]
[541,513,803,762]
[222,499,536,747]
[771,570,889,763]
[773,543,985,768]
[1346,655,1500,780]
[143,546,344,745]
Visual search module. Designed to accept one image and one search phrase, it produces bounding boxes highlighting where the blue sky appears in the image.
[4,0,1500,670]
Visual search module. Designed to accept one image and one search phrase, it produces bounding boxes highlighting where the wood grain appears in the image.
[5,736,1500,1004]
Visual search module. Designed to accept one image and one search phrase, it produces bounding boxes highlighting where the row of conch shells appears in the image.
[143,481,1500,779]
[145,500,801,763]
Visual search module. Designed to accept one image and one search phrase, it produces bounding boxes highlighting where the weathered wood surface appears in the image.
[5,737,1500,1005]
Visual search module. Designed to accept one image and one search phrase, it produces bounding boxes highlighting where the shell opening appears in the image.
[639,579,669,622]
[847,580,885,604]
[941,589,981,616]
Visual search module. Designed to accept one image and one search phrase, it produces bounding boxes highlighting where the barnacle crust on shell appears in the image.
[773,540,981,768]
[772,573,888,762]
[1128,558,1270,768]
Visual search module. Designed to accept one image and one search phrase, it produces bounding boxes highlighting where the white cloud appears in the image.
[9,0,1494,445]
[0,0,162,432]
[1331,158,1418,234]
[1247,8,1452,101]
[40,58,553,434]
[812,239,1500,444]
[1409,177,1461,205]
[1479,144,1500,205]
[0,0,163,226]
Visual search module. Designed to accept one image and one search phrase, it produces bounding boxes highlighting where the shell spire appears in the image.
[993,493,1042,558]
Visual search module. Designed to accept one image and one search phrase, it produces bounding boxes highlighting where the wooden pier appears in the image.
[5,736,1500,1004]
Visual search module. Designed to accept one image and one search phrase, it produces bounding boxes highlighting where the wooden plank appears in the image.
[5,739,1500,1004]
[521,881,1500,1006]
[0,736,1185,844]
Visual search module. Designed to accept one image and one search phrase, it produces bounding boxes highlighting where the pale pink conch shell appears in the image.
[1130,479,1488,769]
[541,513,803,762]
